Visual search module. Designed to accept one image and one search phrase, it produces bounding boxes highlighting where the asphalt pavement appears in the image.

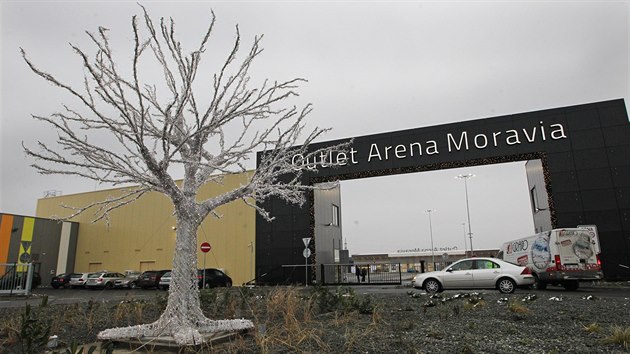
[1,281,629,308]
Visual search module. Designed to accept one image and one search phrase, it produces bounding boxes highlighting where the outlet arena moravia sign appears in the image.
[257,99,630,284]
[291,121,568,169]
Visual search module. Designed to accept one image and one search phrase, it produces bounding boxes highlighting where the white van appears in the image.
[497,227,603,290]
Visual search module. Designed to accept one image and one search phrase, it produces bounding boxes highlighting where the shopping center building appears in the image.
[2,99,629,285]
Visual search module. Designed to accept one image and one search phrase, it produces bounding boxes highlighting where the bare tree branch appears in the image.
[23,7,350,345]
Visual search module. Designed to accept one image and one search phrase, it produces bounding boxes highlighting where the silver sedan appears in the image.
[412,257,535,294]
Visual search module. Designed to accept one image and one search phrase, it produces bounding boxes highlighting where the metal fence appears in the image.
[0,263,37,296]
[320,263,402,285]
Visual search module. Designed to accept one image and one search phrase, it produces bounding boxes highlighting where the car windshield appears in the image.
[162,272,171,277]
[88,273,102,278]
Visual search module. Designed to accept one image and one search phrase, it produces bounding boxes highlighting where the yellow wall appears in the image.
[35,172,256,285]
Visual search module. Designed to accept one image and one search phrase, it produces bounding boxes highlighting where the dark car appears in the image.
[51,273,76,289]
[136,270,170,289]
[197,268,232,289]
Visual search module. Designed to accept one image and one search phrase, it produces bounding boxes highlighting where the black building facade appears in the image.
[256,99,630,283]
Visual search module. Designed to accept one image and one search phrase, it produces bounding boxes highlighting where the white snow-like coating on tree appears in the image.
[22,5,349,346]
[98,319,254,345]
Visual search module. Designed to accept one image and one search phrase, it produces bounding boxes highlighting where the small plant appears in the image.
[452,303,461,317]
[602,325,630,350]
[18,303,51,354]
[583,322,602,334]
[426,326,444,340]
[312,285,376,314]
[463,297,486,310]
[507,300,529,314]
[0,314,21,347]
[220,289,238,318]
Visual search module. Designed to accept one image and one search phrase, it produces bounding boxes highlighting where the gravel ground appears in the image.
[1,286,629,353]
[341,290,630,354]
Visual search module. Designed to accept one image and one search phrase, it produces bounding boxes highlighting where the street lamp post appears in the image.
[456,174,475,257]
[426,209,436,270]
[461,222,467,255]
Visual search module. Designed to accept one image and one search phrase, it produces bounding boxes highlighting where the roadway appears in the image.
[1,282,628,308]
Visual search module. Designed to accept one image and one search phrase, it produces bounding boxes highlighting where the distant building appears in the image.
[351,249,500,272]
[0,213,78,285]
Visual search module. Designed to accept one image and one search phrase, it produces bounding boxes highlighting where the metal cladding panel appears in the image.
[37,172,255,286]
[257,99,630,281]
[0,215,14,266]
[0,214,79,284]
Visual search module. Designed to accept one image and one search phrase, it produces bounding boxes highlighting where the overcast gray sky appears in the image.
[1,1,628,255]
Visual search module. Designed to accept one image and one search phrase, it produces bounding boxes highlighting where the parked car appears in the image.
[113,270,141,289]
[158,271,171,290]
[69,272,92,288]
[114,275,141,289]
[136,270,170,289]
[85,272,126,289]
[197,268,232,289]
[50,273,76,289]
[123,270,142,279]
[412,257,534,294]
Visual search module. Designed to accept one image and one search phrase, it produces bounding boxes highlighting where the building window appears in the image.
[332,204,339,226]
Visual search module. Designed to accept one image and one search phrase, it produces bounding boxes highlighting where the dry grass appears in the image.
[583,322,602,334]
[250,287,329,353]
[0,315,21,351]
[507,300,529,314]
[602,325,630,350]
[3,288,630,353]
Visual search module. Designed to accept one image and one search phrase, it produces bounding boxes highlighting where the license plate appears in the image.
[565,264,579,270]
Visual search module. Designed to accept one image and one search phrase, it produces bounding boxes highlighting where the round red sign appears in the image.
[200,242,211,253]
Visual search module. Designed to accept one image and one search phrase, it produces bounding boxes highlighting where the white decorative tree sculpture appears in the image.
[22,7,348,345]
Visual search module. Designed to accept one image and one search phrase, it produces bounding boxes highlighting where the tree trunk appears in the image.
[97,202,253,345]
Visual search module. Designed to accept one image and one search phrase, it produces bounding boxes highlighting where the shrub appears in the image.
[18,303,51,354]
[312,286,376,314]
[507,300,529,314]
[583,322,602,334]
[602,325,630,350]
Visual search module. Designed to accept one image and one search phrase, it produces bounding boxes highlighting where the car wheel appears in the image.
[423,279,442,294]
[129,282,137,289]
[226,280,232,288]
[105,282,113,289]
[532,274,547,290]
[497,278,516,294]
[52,284,59,289]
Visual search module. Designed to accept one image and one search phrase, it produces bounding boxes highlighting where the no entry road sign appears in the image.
[200,242,211,253]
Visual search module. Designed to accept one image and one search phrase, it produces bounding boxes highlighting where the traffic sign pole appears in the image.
[200,242,211,289]
[303,238,312,287]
